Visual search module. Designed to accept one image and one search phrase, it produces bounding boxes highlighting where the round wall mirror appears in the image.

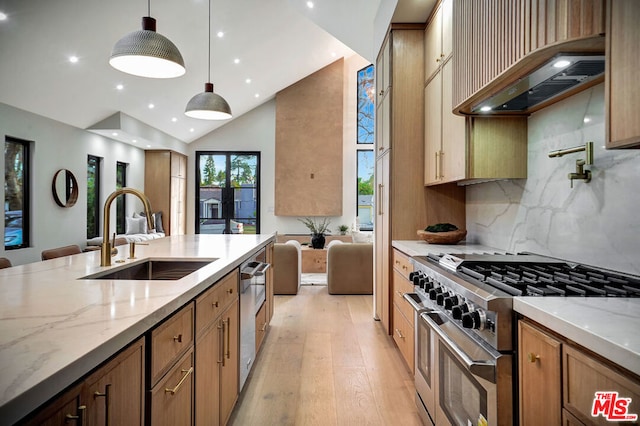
[52,169,79,208]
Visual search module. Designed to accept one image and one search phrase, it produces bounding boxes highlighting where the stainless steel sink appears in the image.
[81,259,216,281]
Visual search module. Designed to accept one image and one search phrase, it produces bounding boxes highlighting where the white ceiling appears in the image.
[0,0,433,147]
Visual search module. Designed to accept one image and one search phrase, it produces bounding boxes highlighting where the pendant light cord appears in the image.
[208,0,211,83]
[147,0,151,17]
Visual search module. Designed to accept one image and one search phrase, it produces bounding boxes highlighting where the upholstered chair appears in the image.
[41,244,82,260]
[0,257,12,269]
[327,241,373,295]
[273,240,301,295]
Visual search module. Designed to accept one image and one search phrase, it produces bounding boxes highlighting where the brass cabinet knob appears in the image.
[527,352,540,363]
[173,334,183,343]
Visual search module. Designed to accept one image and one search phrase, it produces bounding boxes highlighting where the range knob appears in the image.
[418,277,427,289]
[423,278,434,291]
[461,310,487,330]
[451,303,470,320]
[429,287,443,300]
[409,271,418,282]
[444,295,462,310]
[436,290,452,306]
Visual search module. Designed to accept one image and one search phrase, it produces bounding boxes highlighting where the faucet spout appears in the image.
[101,187,154,267]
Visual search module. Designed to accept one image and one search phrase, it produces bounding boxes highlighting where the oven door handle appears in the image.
[403,293,432,313]
[421,312,497,383]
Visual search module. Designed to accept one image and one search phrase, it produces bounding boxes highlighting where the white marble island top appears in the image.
[0,233,274,425]
[393,239,640,378]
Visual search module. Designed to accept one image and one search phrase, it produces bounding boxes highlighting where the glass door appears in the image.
[196,152,260,234]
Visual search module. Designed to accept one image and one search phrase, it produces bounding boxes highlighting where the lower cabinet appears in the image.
[150,348,194,426]
[255,301,268,352]
[21,337,145,426]
[391,249,415,372]
[195,270,239,426]
[519,319,640,426]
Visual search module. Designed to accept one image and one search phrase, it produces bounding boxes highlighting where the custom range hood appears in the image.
[471,54,605,114]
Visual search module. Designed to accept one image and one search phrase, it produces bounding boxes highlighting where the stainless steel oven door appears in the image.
[415,308,436,426]
[420,311,513,426]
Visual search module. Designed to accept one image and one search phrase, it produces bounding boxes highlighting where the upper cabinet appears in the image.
[424,0,453,83]
[453,0,605,115]
[605,0,640,149]
[424,0,528,185]
[376,38,391,155]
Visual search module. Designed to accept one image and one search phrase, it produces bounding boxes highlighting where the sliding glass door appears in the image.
[195,152,260,234]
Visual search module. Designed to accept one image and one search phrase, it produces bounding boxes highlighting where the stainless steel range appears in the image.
[404,252,640,426]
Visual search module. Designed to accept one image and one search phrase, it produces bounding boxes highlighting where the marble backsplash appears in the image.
[466,84,640,275]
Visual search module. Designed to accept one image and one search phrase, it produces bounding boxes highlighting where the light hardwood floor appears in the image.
[229,285,421,425]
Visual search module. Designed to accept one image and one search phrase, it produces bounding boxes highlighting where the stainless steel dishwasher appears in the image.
[239,248,269,391]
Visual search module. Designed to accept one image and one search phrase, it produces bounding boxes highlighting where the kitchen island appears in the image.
[0,233,275,425]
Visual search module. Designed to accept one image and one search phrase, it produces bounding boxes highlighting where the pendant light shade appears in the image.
[184,0,232,120]
[185,83,232,119]
[110,16,185,78]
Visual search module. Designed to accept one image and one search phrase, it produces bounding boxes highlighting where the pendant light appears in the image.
[184,0,232,120]
[109,0,185,78]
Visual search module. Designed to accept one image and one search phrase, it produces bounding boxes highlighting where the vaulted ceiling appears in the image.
[0,0,433,147]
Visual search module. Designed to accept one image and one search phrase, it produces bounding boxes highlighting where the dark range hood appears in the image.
[471,54,605,114]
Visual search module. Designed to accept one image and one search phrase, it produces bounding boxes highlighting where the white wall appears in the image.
[466,84,640,275]
[1,103,147,266]
[187,54,371,236]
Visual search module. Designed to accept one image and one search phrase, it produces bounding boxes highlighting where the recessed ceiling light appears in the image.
[69,56,79,63]
[584,117,591,123]
[190,128,195,132]
[148,103,155,109]
[254,93,260,98]
[0,12,8,21]
[553,59,571,68]
[234,58,240,64]
[146,144,151,148]
[112,132,118,136]
[480,106,492,112]
[331,52,336,57]
[116,84,124,90]
[132,139,137,143]
[171,117,177,122]
[245,78,251,84]
[217,31,224,38]
[307,1,314,9]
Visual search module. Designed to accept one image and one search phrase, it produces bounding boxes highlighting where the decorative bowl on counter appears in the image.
[417,229,467,244]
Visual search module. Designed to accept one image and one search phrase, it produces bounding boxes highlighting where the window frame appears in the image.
[4,136,31,250]
[87,155,102,239]
[116,161,127,235]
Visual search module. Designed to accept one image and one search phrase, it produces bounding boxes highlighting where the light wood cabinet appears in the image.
[519,319,640,426]
[391,249,414,372]
[150,348,194,426]
[453,0,605,114]
[22,338,145,426]
[605,0,640,149]
[374,26,465,335]
[265,242,274,324]
[150,302,194,386]
[194,269,239,426]
[424,0,453,83]
[255,302,267,352]
[518,320,562,426]
[145,150,187,236]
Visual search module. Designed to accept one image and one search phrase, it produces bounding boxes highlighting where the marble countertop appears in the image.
[393,239,640,377]
[0,233,274,425]
[514,297,640,376]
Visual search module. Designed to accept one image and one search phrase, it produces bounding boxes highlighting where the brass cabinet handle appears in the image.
[164,367,193,395]
[93,384,111,426]
[227,288,233,294]
[527,352,540,363]
[378,184,384,215]
[225,317,231,360]
[435,152,439,180]
[261,322,267,332]
[217,322,224,365]
[439,151,444,179]
[395,328,405,340]
[212,300,219,308]
[65,405,86,424]
[173,334,183,343]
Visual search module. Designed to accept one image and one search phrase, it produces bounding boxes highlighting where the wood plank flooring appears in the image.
[229,285,421,426]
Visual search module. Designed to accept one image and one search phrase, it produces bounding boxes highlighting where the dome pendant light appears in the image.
[109,1,185,78]
[185,0,232,120]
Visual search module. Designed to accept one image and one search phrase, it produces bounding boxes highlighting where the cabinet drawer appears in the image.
[150,303,194,386]
[563,344,640,425]
[195,270,239,336]
[392,249,413,280]
[150,348,194,426]
[392,269,415,329]
[392,303,414,372]
[255,301,267,352]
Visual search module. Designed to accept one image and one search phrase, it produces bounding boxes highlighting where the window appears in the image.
[357,64,374,231]
[4,136,31,249]
[196,152,260,234]
[116,161,127,234]
[87,155,102,239]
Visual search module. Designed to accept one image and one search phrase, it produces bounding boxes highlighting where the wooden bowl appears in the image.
[417,229,467,245]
